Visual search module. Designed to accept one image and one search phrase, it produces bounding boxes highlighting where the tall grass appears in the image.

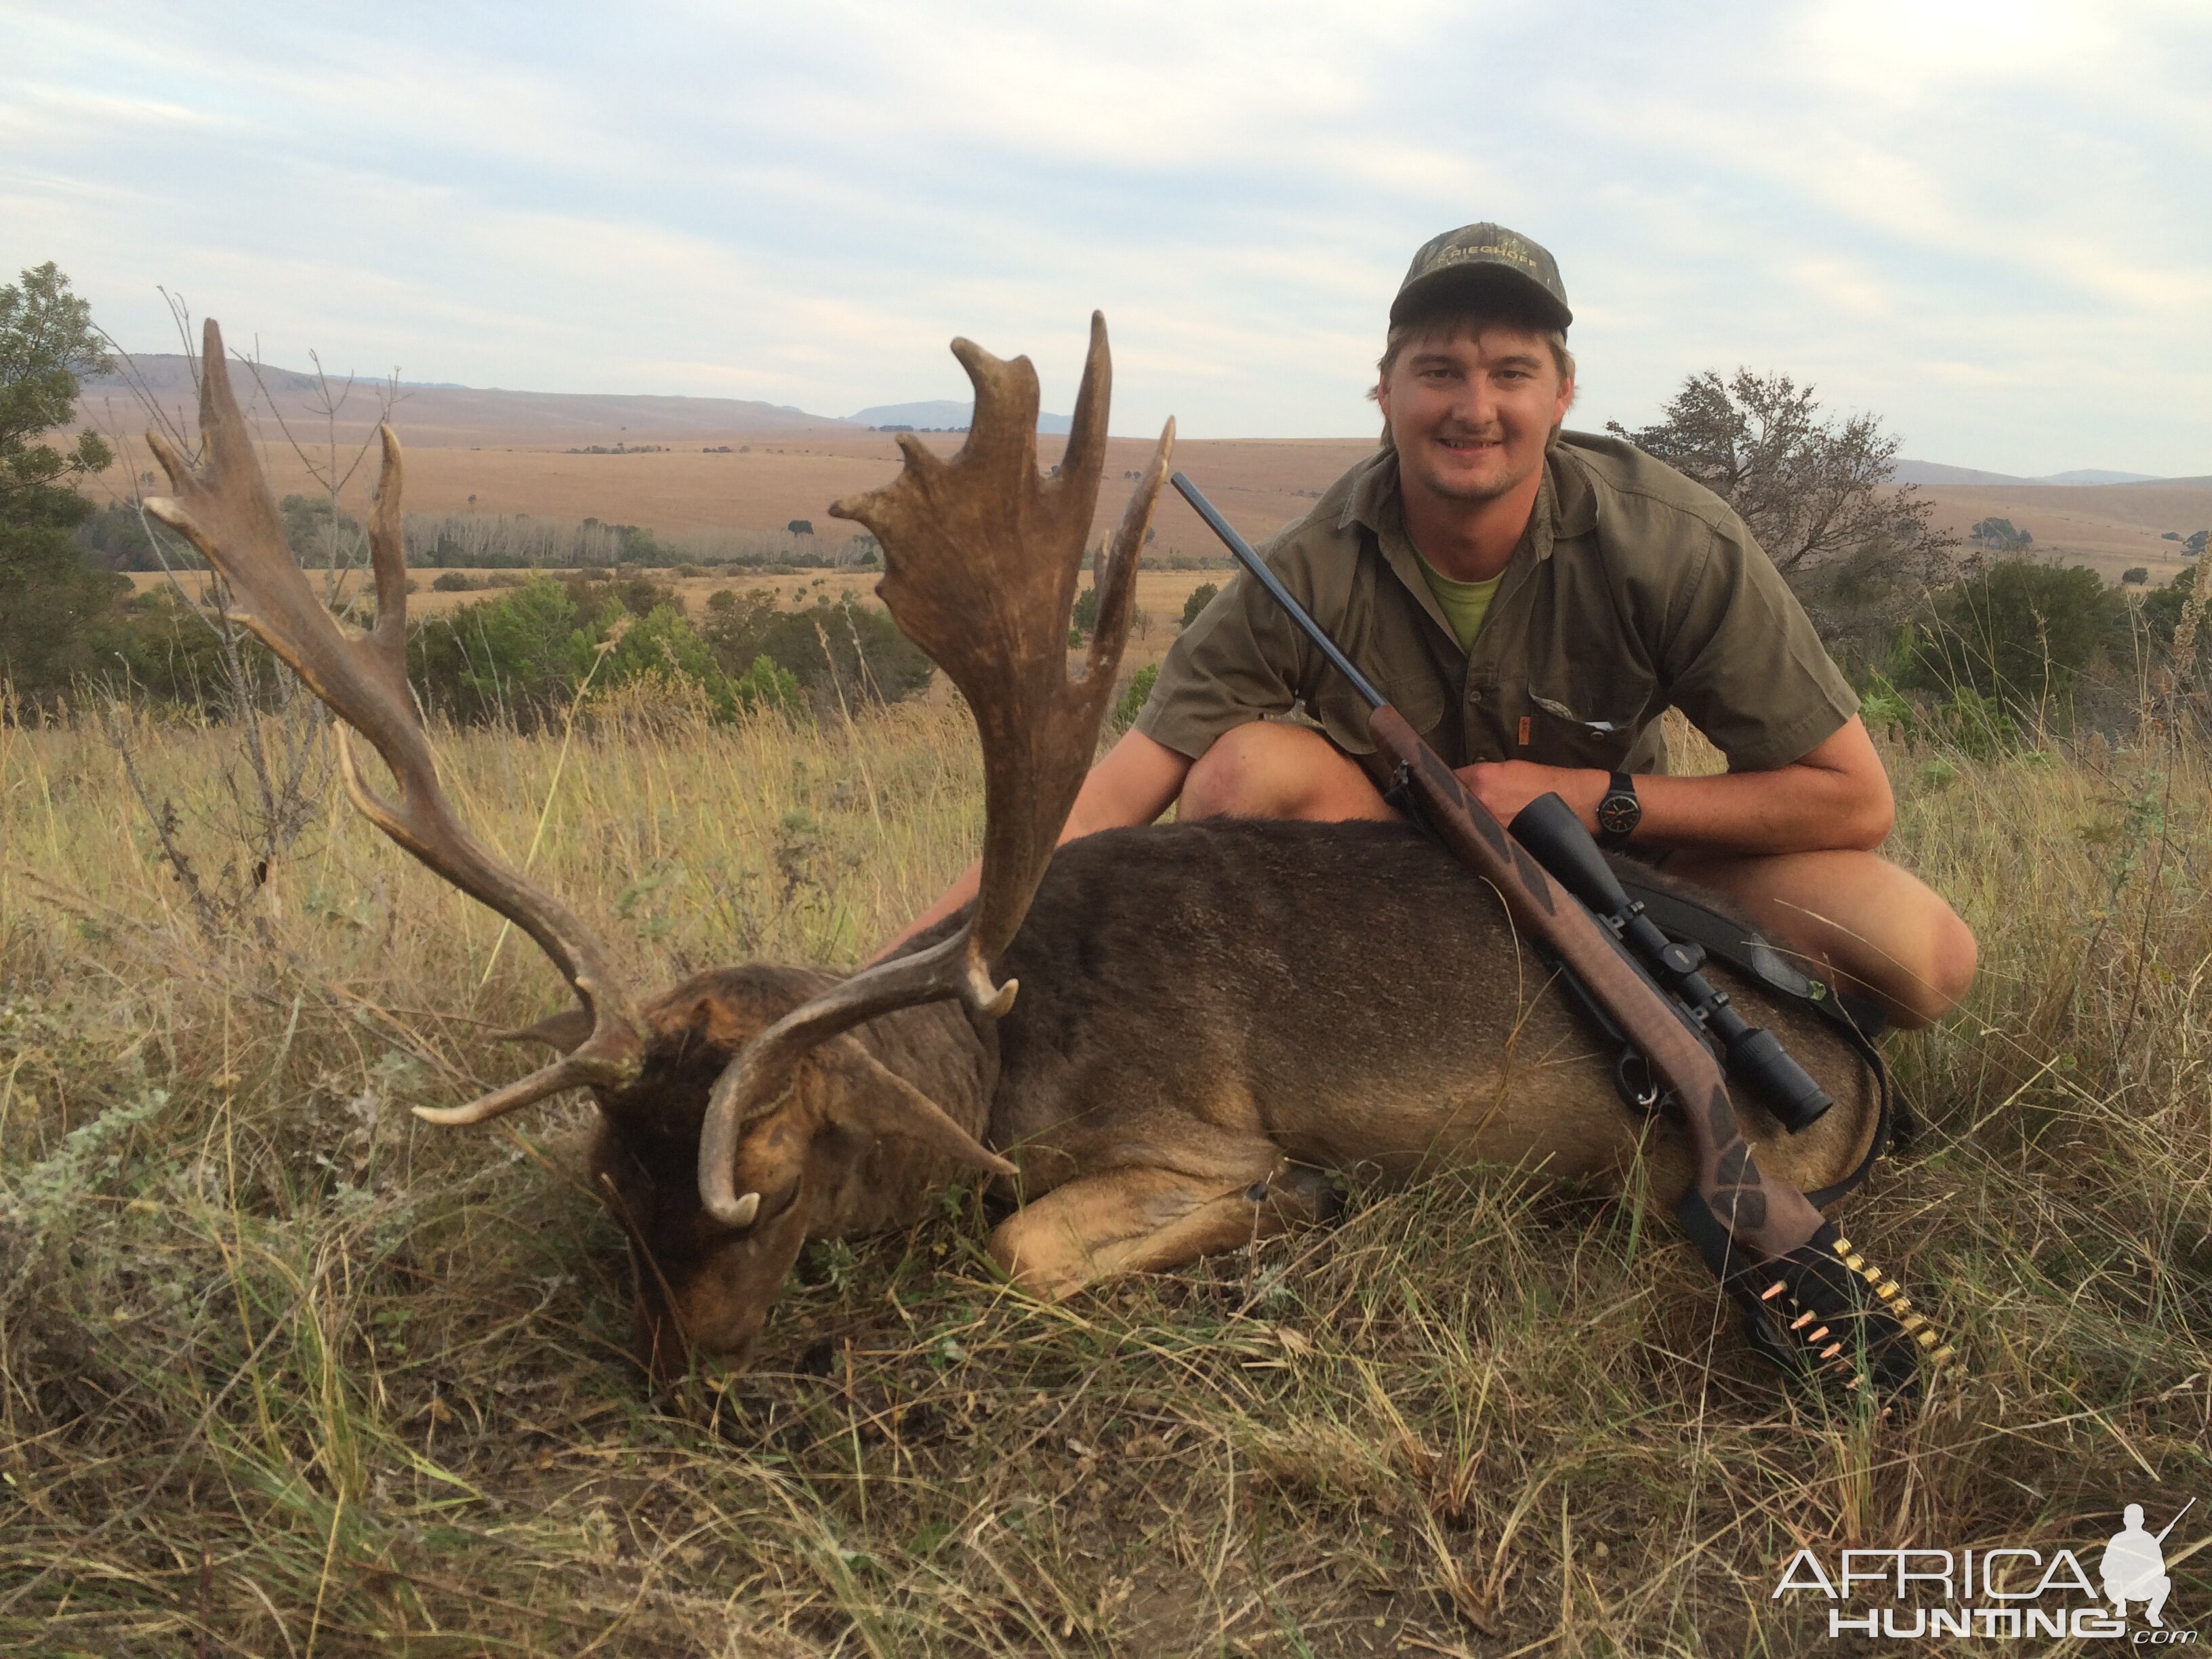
[1,700,2206,1654]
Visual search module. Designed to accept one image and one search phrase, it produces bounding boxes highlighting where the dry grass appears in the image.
[3,699,2209,1655]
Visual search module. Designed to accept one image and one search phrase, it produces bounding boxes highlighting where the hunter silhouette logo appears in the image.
[2104,1499,2191,1629]
[1774,1495,2200,1641]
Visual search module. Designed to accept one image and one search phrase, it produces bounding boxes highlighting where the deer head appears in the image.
[146,315,1172,1375]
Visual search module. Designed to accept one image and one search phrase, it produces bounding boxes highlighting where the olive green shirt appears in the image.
[1136,430,1858,785]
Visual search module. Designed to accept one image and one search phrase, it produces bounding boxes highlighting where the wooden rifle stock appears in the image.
[1366,708,1826,1261]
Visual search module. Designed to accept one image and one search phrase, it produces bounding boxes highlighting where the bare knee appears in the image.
[1840,888,1978,1030]
[1896,906,1978,1028]
[1181,722,1389,822]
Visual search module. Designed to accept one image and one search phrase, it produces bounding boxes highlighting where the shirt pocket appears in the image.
[1305,648,1450,757]
[1520,670,1657,771]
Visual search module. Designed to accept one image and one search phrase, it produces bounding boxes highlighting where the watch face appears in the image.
[1597,793,1639,838]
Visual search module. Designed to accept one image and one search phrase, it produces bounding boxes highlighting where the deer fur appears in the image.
[592,817,1879,1374]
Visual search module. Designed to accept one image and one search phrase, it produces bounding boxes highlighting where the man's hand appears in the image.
[1456,760,1607,830]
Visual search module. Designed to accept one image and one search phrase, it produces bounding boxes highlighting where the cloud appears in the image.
[5,0,2207,470]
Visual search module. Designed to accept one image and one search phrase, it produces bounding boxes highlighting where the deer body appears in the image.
[594,817,1879,1367]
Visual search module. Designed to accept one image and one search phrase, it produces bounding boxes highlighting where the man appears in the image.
[891,223,1976,1028]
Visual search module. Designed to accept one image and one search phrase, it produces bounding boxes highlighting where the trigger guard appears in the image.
[1616,1048,1663,1113]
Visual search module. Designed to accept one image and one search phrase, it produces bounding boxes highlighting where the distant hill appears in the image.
[849,398,1073,434]
[79,353,848,448]
[1893,459,2166,487]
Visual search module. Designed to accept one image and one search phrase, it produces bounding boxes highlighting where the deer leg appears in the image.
[990,1158,1336,1301]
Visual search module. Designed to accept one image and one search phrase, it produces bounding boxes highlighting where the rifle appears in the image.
[1170,472,1947,1393]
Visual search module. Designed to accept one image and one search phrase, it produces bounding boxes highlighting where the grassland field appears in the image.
[85,395,2212,589]
[2,678,2208,1654]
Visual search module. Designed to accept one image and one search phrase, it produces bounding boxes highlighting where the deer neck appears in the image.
[803,998,1001,1239]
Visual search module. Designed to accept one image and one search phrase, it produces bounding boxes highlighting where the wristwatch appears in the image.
[1595,771,1641,847]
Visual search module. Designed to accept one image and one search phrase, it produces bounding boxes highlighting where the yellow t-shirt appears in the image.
[1413,556,1504,655]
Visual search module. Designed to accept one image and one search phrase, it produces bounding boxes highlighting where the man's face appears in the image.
[1376,322,1574,506]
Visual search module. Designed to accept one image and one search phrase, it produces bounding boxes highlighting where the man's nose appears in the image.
[1448,375,1499,428]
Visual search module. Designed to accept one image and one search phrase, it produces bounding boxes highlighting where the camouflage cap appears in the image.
[1391,223,1572,332]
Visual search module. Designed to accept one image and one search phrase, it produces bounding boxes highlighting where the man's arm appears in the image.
[871,727,1193,958]
[1458,715,1893,855]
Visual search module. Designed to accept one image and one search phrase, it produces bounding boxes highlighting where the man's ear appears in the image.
[819,1036,1017,1177]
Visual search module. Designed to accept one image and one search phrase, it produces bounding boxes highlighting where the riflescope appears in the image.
[1509,792,1834,1133]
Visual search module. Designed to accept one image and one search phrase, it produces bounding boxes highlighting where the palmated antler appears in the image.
[144,319,647,1122]
[697,312,1174,1226]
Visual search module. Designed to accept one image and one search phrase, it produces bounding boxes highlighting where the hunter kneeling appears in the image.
[890,221,1977,1031]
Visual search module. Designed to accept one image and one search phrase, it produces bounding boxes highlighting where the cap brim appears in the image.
[1390,263,1572,332]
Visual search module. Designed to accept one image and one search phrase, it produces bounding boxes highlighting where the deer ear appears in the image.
[819,1038,1017,1178]
[498,1008,596,1052]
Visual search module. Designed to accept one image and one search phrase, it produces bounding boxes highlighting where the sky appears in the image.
[5,0,2209,474]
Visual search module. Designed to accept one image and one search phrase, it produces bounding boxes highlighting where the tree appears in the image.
[1607,369,1959,663]
[1071,583,1101,638]
[1901,558,2120,717]
[0,262,127,699]
[1181,581,1219,630]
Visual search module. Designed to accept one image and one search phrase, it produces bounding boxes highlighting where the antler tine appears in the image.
[695,314,1174,1227]
[143,319,647,1126]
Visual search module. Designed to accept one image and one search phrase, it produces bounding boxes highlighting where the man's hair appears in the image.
[1368,300,1577,445]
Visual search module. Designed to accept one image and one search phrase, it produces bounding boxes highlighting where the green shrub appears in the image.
[2133,566,2212,682]
[1113,663,1158,730]
[701,589,932,708]
[1181,582,1219,630]
[76,501,199,572]
[731,653,800,714]
[430,571,476,592]
[1900,558,2121,719]
[409,577,598,726]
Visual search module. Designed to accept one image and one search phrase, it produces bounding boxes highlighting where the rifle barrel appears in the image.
[1170,473,1387,710]
[2154,1496,2195,1545]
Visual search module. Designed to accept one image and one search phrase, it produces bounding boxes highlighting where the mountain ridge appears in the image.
[1893,459,2167,487]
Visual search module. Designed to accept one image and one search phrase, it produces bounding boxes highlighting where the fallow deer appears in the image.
[146,315,1910,1386]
